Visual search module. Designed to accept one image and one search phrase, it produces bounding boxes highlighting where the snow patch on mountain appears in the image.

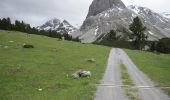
[128,5,169,24]
[94,26,99,35]
[128,5,141,14]
[148,31,155,36]
[161,12,170,19]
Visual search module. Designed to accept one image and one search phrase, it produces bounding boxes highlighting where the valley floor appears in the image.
[0,30,170,100]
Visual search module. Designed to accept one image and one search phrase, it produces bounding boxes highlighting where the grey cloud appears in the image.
[0,0,93,27]
[0,0,170,27]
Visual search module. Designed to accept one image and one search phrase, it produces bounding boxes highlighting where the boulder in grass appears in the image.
[79,70,91,77]
[72,70,91,78]
[72,72,80,78]
[23,43,34,48]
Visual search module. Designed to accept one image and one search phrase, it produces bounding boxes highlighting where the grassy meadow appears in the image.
[0,30,110,100]
[125,49,170,95]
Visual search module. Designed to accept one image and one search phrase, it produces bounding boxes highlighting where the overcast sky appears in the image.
[0,0,170,27]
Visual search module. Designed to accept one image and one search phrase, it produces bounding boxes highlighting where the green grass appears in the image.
[125,49,170,96]
[120,64,134,86]
[0,30,111,100]
[120,63,140,100]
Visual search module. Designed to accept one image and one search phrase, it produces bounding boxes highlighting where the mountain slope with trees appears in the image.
[78,0,170,43]
[0,18,79,42]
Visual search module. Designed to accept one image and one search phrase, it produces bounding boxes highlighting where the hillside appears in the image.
[0,30,110,100]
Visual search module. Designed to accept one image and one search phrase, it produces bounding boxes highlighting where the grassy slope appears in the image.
[0,30,110,100]
[125,49,170,95]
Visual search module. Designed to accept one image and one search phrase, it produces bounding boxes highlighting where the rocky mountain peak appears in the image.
[128,5,154,15]
[86,0,126,18]
[37,18,77,34]
[45,18,60,27]
[63,20,69,23]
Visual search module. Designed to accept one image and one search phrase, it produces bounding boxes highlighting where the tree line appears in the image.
[0,17,80,42]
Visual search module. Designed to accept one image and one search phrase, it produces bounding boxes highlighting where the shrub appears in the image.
[156,38,170,53]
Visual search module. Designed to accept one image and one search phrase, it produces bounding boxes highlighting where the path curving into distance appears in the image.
[94,48,170,100]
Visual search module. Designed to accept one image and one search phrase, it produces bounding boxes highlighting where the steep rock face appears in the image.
[79,0,170,43]
[37,18,77,34]
[86,0,126,18]
[80,2,133,43]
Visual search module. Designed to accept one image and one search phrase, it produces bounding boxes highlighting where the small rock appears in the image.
[9,41,14,43]
[72,72,79,78]
[4,46,9,49]
[23,43,34,48]
[72,70,91,78]
[38,88,42,91]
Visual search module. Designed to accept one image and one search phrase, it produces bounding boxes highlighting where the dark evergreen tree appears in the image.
[106,30,117,41]
[14,20,21,31]
[0,18,3,29]
[156,38,170,53]
[6,17,11,30]
[0,18,11,30]
[129,16,147,50]
[150,41,157,51]
[63,33,72,40]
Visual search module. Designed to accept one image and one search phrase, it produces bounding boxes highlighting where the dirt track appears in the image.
[94,48,170,100]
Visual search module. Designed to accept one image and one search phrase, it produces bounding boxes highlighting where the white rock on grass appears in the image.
[72,70,91,78]
[72,73,79,78]
[4,46,9,49]
[38,88,42,91]
[9,41,14,43]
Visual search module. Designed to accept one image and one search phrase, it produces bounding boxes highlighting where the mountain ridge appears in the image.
[37,18,77,34]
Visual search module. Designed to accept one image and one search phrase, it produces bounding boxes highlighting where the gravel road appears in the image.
[94,48,170,100]
[118,48,170,100]
[94,48,128,100]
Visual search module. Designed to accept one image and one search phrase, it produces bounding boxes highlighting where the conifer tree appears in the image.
[129,16,147,50]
